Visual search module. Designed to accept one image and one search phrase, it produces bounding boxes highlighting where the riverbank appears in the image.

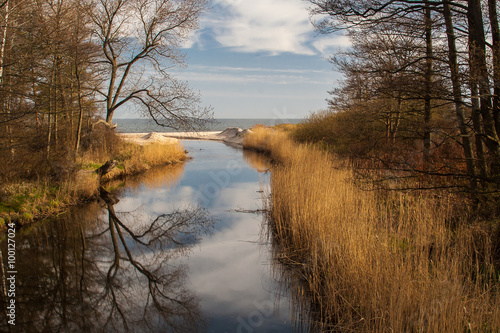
[0,127,250,229]
[244,126,500,331]
[0,138,188,229]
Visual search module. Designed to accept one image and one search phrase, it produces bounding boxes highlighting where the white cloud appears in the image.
[177,64,332,87]
[312,35,351,55]
[182,29,202,49]
[189,64,325,74]
[180,70,330,85]
[200,0,316,55]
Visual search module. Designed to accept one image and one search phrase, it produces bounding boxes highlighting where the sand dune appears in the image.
[118,127,249,148]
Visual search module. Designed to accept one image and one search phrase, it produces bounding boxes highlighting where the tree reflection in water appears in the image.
[0,187,213,332]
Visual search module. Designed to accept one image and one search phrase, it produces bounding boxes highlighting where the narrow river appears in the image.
[0,141,301,332]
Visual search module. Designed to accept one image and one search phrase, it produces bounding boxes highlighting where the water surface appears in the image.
[0,141,295,332]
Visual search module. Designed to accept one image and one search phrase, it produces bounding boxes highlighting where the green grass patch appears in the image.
[0,183,66,225]
[103,182,125,193]
[81,162,102,170]
[20,212,33,223]
[0,202,12,214]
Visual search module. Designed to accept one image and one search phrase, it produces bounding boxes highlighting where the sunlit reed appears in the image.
[245,126,500,332]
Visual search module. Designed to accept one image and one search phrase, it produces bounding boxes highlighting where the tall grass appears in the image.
[1,137,187,228]
[244,126,500,331]
[99,141,187,181]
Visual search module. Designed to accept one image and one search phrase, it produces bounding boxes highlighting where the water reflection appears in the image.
[122,163,186,193]
[0,183,213,332]
[243,147,320,332]
[243,149,272,173]
[0,141,302,333]
[267,234,323,333]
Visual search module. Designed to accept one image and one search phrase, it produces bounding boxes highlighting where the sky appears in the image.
[118,0,349,120]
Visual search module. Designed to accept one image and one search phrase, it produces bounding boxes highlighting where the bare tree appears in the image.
[442,1,477,188]
[90,0,213,130]
[467,0,500,165]
[488,0,500,135]
[308,0,500,192]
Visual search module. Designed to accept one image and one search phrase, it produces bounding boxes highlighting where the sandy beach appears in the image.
[117,127,249,148]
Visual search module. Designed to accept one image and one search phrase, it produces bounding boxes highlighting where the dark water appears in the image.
[0,141,301,332]
[114,118,303,133]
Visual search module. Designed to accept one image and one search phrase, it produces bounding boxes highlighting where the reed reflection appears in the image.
[0,183,213,333]
[110,162,186,195]
[243,149,271,173]
[244,149,318,332]
[266,218,324,333]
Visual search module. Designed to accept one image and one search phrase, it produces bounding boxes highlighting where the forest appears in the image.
[295,0,500,215]
[0,0,211,182]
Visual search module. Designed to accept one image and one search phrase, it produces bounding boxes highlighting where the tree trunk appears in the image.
[467,1,489,178]
[0,0,8,84]
[105,56,118,126]
[73,4,83,153]
[0,0,13,157]
[54,56,60,150]
[96,160,118,178]
[423,1,433,166]
[106,108,115,125]
[443,1,477,189]
[468,0,500,167]
[471,81,488,178]
[47,108,52,157]
[75,64,84,152]
[488,0,500,135]
[390,95,401,144]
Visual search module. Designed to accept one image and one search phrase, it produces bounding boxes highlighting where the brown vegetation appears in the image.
[98,141,187,181]
[306,1,500,202]
[0,0,210,226]
[0,129,187,228]
[244,126,500,331]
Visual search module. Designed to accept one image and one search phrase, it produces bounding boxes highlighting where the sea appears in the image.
[114,118,303,133]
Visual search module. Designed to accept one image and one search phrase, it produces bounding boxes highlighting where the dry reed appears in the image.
[244,126,500,332]
[1,140,187,228]
[101,141,187,180]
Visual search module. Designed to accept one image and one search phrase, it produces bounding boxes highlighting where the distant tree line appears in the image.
[0,0,211,181]
[303,0,500,200]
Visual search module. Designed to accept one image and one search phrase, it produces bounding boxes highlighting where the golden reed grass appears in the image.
[101,141,187,181]
[244,126,500,332]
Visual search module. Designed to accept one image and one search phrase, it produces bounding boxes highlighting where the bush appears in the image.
[293,109,386,158]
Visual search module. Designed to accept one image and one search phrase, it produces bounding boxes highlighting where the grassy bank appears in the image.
[0,139,187,229]
[244,126,500,331]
